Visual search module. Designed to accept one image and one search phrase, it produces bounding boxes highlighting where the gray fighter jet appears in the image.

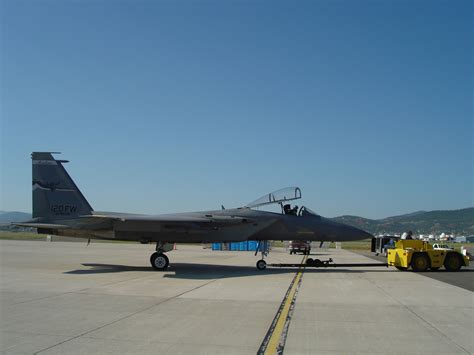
[15,152,372,270]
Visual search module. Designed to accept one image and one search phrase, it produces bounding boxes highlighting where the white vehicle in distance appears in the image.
[432,243,454,250]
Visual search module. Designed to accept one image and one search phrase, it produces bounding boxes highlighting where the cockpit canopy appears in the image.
[245,187,320,218]
[246,187,301,208]
[298,206,319,217]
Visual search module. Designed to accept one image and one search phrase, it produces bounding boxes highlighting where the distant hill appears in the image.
[0,211,31,223]
[0,211,32,231]
[332,207,474,235]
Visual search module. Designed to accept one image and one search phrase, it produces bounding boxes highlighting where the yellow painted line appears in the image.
[263,255,307,355]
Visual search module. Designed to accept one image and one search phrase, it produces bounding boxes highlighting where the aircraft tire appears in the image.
[411,253,430,272]
[313,259,324,267]
[256,259,267,270]
[150,252,169,270]
[444,253,463,272]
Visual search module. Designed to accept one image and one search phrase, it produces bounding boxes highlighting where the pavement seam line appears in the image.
[32,278,219,354]
[358,272,470,354]
[257,255,307,355]
[7,272,162,307]
[347,250,471,354]
[350,249,474,292]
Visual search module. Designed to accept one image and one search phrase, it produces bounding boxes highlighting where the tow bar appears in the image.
[268,258,388,268]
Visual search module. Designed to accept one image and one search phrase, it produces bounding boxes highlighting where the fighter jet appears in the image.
[15,152,373,270]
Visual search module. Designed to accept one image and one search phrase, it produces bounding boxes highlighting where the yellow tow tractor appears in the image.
[387,239,470,272]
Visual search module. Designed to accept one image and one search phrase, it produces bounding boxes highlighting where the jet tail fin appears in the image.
[32,152,93,220]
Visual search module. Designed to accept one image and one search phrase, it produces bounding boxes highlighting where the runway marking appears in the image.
[258,255,307,355]
[361,273,470,354]
[33,278,219,354]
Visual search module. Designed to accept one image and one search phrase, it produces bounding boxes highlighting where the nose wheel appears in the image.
[150,252,169,270]
[255,240,270,270]
[256,259,267,270]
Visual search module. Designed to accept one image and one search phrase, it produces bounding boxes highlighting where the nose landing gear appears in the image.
[256,259,267,270]
[255,240,269,270]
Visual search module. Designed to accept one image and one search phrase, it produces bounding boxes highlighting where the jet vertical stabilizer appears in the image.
[32,152,93,220]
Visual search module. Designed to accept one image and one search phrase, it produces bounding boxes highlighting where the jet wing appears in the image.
[81,212,256,225]
[84,214,210,223]
[81,212,273,241]
[12,222,70,229]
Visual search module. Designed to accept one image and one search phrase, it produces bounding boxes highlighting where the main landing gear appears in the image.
[150,252,169,270]
[150,242,172,270]
[255,240,269,270]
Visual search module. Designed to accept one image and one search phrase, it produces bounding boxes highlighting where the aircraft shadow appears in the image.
[64,263,393,279]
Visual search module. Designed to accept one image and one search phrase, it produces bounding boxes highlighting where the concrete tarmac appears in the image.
[1,240,472,354]
[353,250,474,292]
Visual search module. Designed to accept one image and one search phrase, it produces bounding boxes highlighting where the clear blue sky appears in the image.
[1,0,472,219]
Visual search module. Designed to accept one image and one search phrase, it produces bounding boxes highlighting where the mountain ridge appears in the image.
[331,207,474,235]
[0,211,31,223]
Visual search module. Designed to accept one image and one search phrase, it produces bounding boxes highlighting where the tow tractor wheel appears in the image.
[313,259,324,267]
[256,259,267,270]
[411,253,430,272]
[150,252,169,270]
[444,253,462,272]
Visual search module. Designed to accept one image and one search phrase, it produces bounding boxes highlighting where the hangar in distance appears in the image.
[15,152,373,270]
